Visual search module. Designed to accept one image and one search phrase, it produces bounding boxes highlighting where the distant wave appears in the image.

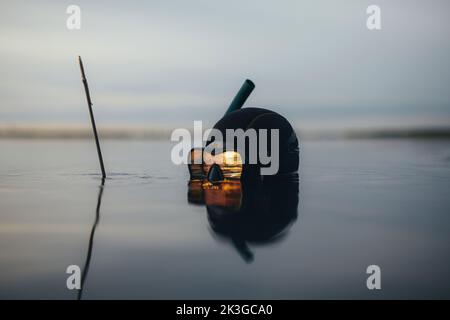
[0,125,172,140]
[1,124,450,140]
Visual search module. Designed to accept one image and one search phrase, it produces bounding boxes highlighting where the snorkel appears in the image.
[225,79,255,115]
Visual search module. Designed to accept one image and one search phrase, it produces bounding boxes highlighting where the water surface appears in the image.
[1,139,449,299]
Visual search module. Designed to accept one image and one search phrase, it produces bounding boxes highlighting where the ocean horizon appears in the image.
[1,123,450,140]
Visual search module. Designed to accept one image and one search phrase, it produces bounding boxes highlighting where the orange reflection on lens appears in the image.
[203,151,243,180]
[189,147,244,181]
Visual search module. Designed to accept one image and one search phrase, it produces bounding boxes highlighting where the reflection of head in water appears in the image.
[188,175,299,263]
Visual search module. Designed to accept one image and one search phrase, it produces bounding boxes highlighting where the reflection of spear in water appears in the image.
[78,56,106,179]
[77,179,105,300]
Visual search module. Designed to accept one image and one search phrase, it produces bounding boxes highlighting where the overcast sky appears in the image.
[1,0,450,129]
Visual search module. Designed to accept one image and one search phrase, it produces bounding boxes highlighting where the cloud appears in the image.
[1,0,450,126]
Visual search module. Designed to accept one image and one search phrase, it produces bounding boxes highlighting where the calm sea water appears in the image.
[0,138,450,299]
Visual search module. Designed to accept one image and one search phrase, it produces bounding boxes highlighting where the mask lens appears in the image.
[189,149,243,181]
[188,148,205,179]
[214,151,243,180]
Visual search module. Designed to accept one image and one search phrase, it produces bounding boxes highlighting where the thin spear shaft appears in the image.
[78,56,106,179]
